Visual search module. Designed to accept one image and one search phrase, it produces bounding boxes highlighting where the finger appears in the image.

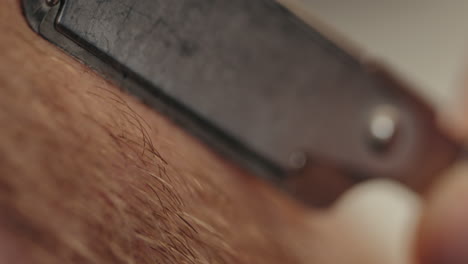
[416,162,468,264]
[301,179,421,264]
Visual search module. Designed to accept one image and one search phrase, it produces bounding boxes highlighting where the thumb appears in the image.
[416,162,468,264]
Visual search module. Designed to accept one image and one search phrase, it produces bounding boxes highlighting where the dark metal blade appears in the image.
[22,0,459,207]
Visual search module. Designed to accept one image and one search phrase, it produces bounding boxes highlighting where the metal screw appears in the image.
[45,0,60,7]
[368,105,399,153]
[289,151,308,170]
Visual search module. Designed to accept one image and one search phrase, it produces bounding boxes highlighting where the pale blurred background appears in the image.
[282,0,468,119]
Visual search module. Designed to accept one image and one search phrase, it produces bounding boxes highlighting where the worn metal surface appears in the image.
[22,0,459,207]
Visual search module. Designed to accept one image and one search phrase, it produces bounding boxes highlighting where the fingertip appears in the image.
[323,180,421,264]
[417,162,468,264]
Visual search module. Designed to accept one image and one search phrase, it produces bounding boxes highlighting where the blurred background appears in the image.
[284,0,468,118]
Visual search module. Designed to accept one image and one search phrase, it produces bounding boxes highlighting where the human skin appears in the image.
[0,1,467,263]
